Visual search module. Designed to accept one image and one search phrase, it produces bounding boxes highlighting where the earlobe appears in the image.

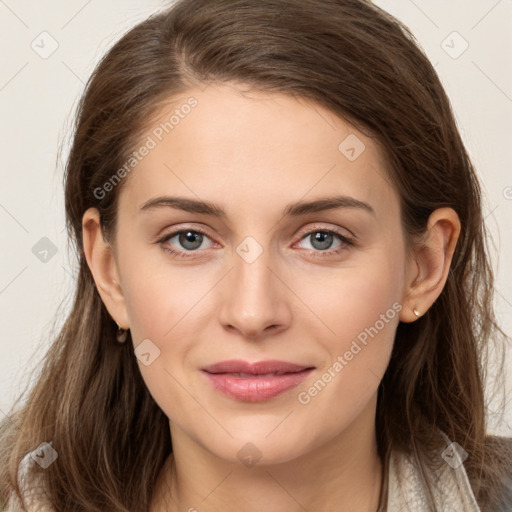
[81,208,130,329]
[400,207,461,323]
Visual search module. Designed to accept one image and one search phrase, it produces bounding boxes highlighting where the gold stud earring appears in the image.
[413,308,421,318]
[115,321,128,343]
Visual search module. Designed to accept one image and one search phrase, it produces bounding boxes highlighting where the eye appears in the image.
[157,227,216,258]
[156,225,355,260]
[295,227,354,257]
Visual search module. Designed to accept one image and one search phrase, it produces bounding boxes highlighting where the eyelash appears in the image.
[157,226,355,260]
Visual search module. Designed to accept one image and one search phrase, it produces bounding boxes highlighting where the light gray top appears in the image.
[7,434,512,511]
[382,438,480,511]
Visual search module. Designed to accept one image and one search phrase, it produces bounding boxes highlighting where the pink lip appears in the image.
[201,359,315,402]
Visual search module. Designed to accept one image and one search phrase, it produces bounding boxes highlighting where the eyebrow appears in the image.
[139,195,375,217]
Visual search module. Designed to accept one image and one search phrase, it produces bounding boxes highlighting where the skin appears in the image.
[82,82,460,512]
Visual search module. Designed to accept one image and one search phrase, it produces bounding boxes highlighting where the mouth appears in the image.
[211,371,304,377]
[201,360,315,402]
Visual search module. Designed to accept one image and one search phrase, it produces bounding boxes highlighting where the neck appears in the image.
[151,397,384,512]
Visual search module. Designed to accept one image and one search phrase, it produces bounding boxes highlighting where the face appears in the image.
[111,82,410,465]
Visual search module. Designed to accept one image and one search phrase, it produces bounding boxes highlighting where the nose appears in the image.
[219,245,291,340]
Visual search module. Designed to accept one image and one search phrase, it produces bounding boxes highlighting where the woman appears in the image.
[1,0,511,510]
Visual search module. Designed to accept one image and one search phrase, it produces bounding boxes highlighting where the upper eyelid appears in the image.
[295,223,354,239]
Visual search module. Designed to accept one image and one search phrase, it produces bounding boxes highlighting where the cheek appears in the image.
[294,245,405,348]
[120,268,203,422]
[291,245,404,414]
[122,278,170,341]
[292,289,400,451]
[118,240,198,340]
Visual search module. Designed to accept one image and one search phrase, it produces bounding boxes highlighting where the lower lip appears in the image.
[202,369,314,402]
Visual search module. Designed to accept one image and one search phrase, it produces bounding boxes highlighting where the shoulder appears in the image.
[484,435,512,512]
[387,431,480,511]
[4,450,55,512]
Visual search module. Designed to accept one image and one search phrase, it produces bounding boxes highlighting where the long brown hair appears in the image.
[1,0,510,510]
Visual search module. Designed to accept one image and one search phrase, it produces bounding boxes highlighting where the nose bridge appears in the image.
[219,235,289,338]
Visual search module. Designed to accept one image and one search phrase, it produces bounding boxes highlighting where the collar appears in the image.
[382,434,481,511]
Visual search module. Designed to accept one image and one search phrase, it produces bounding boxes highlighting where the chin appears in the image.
[202,429,314,467]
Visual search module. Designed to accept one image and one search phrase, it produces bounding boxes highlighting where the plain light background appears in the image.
[0,1,511,436]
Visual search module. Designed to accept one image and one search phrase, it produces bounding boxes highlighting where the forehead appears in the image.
[118,82,398,220]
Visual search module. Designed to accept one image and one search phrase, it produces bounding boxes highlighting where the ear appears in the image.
[82,207,130,329]
[400,207,461,323]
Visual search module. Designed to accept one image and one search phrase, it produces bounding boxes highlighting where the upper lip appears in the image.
[202,359,314,375]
